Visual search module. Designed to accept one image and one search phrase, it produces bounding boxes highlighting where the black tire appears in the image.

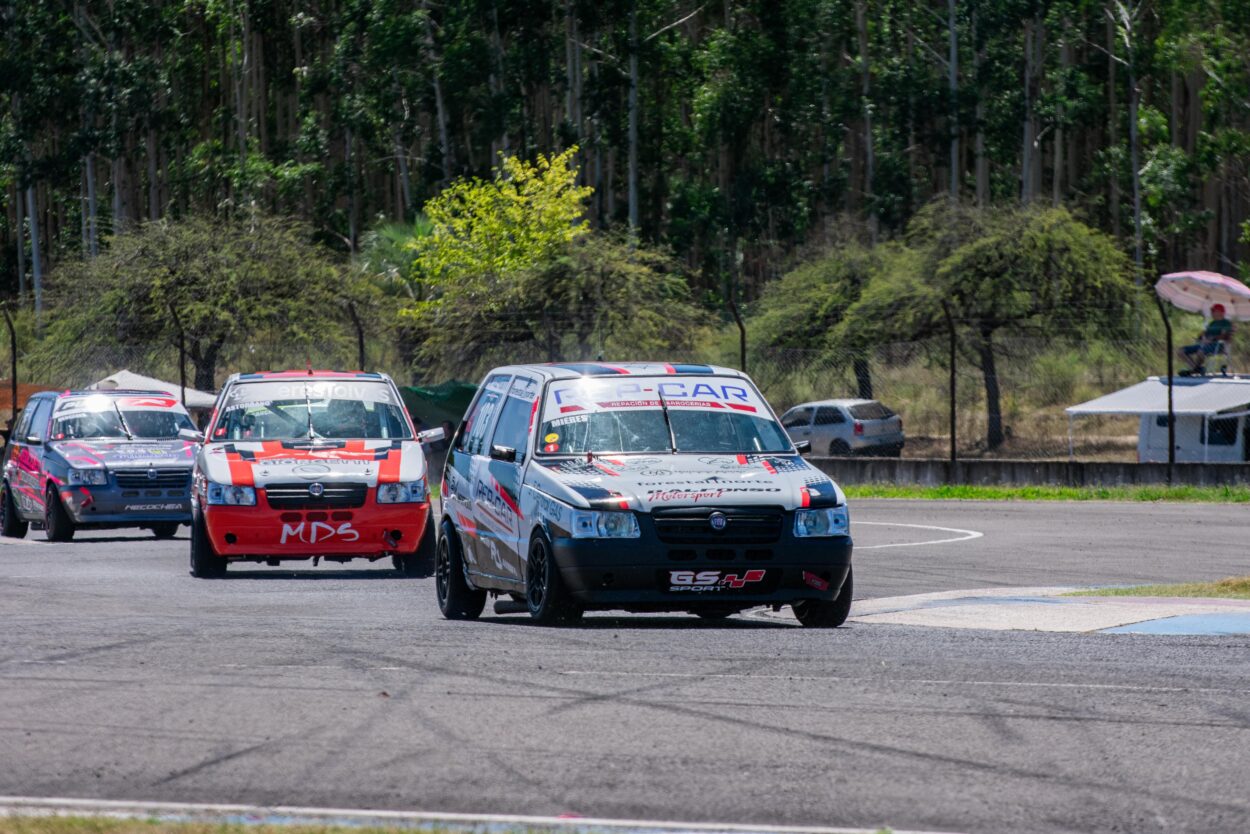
[526,532,582,625]
[189,513,226,578]
[793,565,853,628]
[829,439,852,456]
[395,519,437,576]
[44,487,76,542]
[150,522,180,539]
[435,521,485,619]
[1,482,28,539]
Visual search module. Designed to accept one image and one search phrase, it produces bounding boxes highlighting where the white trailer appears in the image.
[1066,376,1250,463]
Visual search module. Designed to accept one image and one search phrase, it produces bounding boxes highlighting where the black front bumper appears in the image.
[549,508,851,611]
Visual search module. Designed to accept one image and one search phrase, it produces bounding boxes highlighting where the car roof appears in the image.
[225,370,392,383]
[47,389,183,399]
[481,362,746,381]
[786,399,879,409]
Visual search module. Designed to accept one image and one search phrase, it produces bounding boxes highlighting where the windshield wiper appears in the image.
[304,382,314,440]
[112,402,134,440]
[656,387,677,454]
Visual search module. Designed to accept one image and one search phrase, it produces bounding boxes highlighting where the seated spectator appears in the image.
[1179,303,1233,376]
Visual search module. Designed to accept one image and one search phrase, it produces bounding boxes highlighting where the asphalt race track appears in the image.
[1,500,1248,834]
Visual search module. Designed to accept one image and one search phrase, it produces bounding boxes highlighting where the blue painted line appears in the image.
[1102,613,1250,635]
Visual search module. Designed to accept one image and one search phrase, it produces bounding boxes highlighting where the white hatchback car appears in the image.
[780,399,904,457]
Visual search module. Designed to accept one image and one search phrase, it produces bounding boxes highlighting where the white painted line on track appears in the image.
[0,796,959,834]
[853,521,983,549]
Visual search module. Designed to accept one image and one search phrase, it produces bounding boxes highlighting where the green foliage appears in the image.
[33,214,366,389]
[411,147,593,289]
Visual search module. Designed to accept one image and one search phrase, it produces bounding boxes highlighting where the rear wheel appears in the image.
[1,483,28,539]
[526,532,582,625]
[44,487,76,542]
[829,439,851,456]
[793,566,853,628]
[394,519,436,576]
[435,521,485,619]
[189,513,226,578]
[150,522,180,539]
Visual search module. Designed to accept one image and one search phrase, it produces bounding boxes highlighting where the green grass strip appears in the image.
[842,483,1250,502]
[1067,576,1250,599]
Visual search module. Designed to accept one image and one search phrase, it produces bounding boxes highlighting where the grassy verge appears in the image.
[1066,576,1250,599]
[842,483,1250,502]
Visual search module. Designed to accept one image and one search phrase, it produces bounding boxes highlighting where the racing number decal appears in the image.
[668,569,766,592]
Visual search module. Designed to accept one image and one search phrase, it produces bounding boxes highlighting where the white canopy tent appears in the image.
[88,369,217,409]
[1066,376,1250,461]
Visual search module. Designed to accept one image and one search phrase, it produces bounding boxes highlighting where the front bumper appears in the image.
[202,494,432,558]
[549,510,852,610]
[59,485,191,526]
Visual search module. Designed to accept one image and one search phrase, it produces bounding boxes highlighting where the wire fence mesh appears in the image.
[0,315,1186,462]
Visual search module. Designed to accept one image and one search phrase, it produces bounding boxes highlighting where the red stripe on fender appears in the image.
[800,487,811,508]
[378,447,403,482]
[735,454,747,465]
[227,455,255,487]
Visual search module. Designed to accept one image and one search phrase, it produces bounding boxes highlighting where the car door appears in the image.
[14,397,54,517]
[451,374,510,577]
[479,375,539,583]
[4,402,36,518]
[812,405,848,451]
[780,406,814,444]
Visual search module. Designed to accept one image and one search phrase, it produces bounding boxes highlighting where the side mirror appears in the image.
[418,427,446,444]
[25,435,43,446]
[794,440,811,454]
[489,444,517,462]
[179,428,206,443]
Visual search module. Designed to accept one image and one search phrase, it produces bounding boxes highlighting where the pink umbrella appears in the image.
[1156,270,1250,321]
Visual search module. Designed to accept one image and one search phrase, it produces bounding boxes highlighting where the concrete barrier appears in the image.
[806,456,1250,487]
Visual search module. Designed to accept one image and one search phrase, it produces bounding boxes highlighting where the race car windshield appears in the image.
[122,410,196,439]
[52,411,128,440]
[537,376,792,455]
[212,380,412,441]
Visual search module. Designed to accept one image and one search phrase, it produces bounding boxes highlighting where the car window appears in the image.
[1202,416,1239,446]
[489,378,539,463]
[848,401,895,420]
[27,398,53,440]
[814,406,845,425]
[123,410,197,438]
[13,402,35,440]
[781,407,813,429]
[460,374,511,456]
[211,380,411,441]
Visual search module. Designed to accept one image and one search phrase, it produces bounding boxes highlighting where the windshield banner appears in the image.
[545,377,768,417]
[224,380,398,408]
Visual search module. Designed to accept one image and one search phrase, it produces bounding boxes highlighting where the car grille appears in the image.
[114,468,192,490]
[264,482,368,510]
[652,507,784,544]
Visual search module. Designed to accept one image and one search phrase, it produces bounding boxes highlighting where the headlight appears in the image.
[67,468,108,486]
[570,510,640,539]
[206,482,256,506]
[794,506,849,538]
[377,480,427,503]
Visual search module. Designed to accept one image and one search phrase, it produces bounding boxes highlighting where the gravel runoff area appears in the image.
[0,499,1247,834]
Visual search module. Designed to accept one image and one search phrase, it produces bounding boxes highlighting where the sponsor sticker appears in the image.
[667,569,767,593]
[544,433,560,443]
[124,503,184,511]
[280,520,360,545]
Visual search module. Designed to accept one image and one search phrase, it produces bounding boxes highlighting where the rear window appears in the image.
[849,402,895,420]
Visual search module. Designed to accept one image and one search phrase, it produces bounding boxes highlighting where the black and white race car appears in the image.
[436,362,853,626]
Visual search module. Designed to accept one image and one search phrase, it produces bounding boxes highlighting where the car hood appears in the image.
[198,439,427,487]
[51,439,196,469]
[527,453,843,512]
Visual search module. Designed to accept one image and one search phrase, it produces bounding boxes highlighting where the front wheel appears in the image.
[526,533,582,625]
[1,483,28,539]
[829,439,852,456]
[395,519,436,576]
[189,513,226,578]
[435,521,485,619]
[793,565,853,628]
[150,522,180,539]
[44,487,76,542]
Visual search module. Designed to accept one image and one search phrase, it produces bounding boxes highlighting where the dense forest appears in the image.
[4,0,1250,299]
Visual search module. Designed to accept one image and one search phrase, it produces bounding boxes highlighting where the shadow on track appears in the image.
[207,567,425,581]
[473,613,795,630]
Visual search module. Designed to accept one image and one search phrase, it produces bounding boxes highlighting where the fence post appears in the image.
[2,305,16,429]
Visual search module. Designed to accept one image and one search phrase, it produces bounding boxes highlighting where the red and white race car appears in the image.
[187,371,443,577]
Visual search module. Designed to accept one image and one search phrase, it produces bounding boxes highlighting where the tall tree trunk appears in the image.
[1106,8,1121,239]
[424,1,454,181]
[948,0,959,202]
[15,184,26,298]
[192,340,223,393]
[853,356,873,400]
[855,0,877,239]
[25,185,43,331]
[627,0,640,232]
[1126,32,1143,281]
[978,328,1003,449]
[86,151,99,255]
[393,128,412,216]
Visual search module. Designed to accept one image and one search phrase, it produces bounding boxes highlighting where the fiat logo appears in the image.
[708,512,728,531]
[308,483,325,497]
[146,468,158,480]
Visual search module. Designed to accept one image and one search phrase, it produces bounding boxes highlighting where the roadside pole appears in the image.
[1151,290,1175,482]
[2,304,16,429]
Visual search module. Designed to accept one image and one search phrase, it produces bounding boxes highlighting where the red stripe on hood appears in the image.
[378,446,403,483]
